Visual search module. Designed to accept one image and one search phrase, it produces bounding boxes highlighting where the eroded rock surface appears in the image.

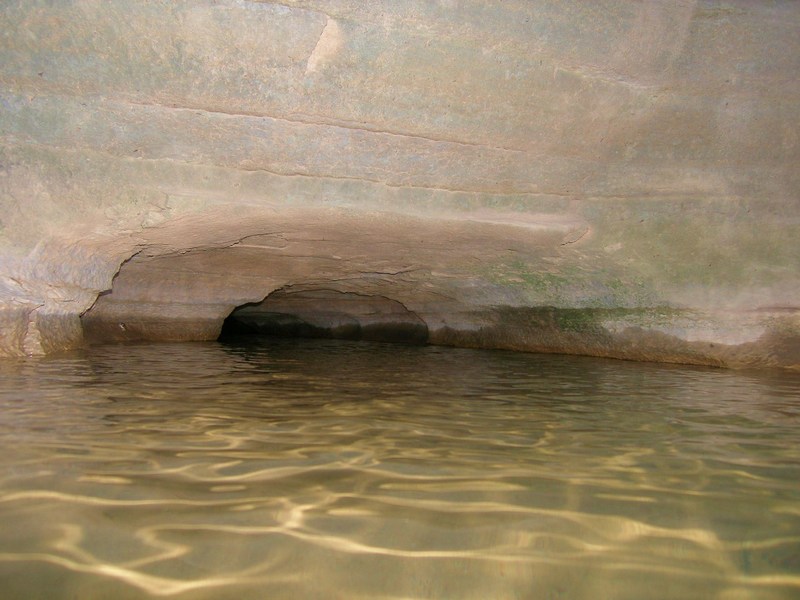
[1,1,799,368]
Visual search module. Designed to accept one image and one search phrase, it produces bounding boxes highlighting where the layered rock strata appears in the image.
[1,1,799,369]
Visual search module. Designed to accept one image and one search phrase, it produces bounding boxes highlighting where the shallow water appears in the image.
[0,339,799,599]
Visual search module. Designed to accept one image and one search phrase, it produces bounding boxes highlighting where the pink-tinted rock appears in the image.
[1,1,798,369]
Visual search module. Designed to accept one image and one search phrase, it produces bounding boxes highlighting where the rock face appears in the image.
[1,1,799,369]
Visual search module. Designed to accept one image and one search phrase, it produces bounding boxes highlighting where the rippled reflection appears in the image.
[0,339,799,599]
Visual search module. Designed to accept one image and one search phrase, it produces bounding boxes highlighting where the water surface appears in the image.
[0,339,799,599]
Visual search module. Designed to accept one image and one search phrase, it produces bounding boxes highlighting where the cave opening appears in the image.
[219,288,430,345]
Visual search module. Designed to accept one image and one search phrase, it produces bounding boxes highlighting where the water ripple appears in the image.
[0,339,799,599]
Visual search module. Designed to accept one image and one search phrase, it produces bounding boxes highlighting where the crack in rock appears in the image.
[306,17,342,75]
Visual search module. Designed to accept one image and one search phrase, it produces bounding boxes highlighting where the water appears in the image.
[0,339,799,600]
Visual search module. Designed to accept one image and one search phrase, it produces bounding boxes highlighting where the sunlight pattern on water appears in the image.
[0,339,799,599]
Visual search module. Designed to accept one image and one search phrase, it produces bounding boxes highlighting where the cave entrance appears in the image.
[219,289,429,345]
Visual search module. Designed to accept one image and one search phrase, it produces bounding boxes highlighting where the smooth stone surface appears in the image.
[1,1,799,368]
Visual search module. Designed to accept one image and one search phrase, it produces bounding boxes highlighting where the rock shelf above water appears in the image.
[1,1,798,369]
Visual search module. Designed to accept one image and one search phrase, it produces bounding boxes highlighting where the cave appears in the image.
[2,1,798,368]
[3,3,800,598]
[219,289,430,344]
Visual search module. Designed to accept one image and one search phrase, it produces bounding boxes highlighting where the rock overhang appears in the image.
[0,0,798,369]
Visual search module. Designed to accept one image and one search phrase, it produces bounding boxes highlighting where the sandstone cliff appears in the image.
[1,1,798,368]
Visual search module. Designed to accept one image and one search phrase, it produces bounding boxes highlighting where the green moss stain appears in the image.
[496,305,687,334]
[486,259,658,308]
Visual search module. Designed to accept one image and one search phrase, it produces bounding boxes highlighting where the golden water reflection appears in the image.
[0,339,799,599]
